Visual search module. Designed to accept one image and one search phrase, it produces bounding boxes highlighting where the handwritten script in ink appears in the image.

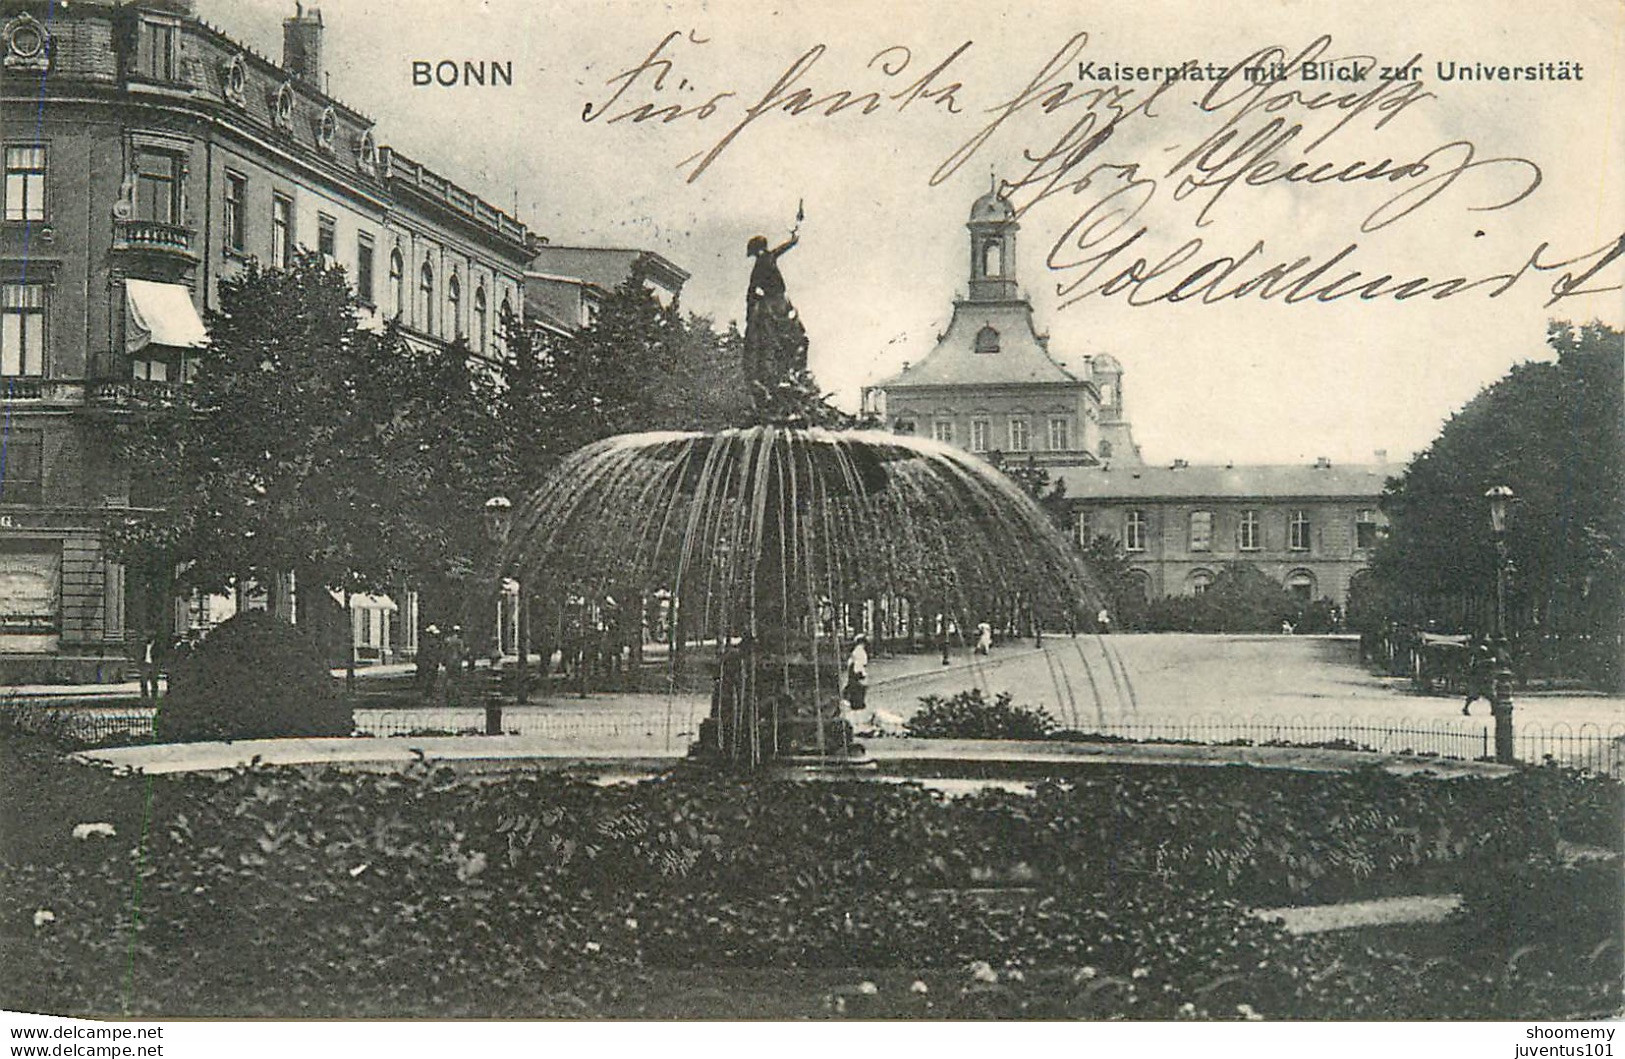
[581,30,1623,311]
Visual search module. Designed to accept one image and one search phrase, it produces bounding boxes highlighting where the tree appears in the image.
[110,252,511,641]
[1144,561,1297,634]
[1078,532,1148,629]
[350,331,513,626]
[1368,320,1623,687]
[498,271,755,498]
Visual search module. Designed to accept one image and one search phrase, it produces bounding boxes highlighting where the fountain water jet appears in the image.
[492,199,1098,769]
[494,424,1101,770]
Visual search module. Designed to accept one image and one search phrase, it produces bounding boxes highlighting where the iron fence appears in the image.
[0,702,157,746]
[1514,721,1625,776]
[352,707,696,744]
[1056,712,1490,760]
[4,699,1620,776]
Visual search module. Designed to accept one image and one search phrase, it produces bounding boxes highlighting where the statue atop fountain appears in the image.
[490,191,1101,773]
[743,206,813,419]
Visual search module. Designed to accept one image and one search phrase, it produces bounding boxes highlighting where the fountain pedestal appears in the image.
[693,647,874,772]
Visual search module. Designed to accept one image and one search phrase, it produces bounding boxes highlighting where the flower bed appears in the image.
[1,735,1618,1019]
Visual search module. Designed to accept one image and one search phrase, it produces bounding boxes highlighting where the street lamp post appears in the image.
[483,495,528,735]
[1486,485,1516,764]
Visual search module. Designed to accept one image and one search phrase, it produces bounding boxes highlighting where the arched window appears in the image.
[447,272,461,338]
[981,239,1003,277]
[974,325,1000,354]
[1187,569,1215,596]
[500,293,512,328]
[473,285,488,353]
[388,249,404,318]
[420,261,435,333]
[1285,569,1317,603]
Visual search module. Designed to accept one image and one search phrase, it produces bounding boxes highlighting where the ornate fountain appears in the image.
[492,210,1099,770]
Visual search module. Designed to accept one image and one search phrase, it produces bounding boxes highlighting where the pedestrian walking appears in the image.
[844,633,869,721]
[134,630,162,701]
[1462,638,1495,715]
[975,621,993,656]
[416,624,442,702]
[1097,607,1112,635]
[442,625,469,706]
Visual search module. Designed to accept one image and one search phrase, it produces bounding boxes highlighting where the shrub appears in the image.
[1454,856,1624,993]
[904,688,1057,740]
[155,612,352,742]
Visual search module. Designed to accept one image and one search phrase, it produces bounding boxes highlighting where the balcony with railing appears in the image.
[87,378,184,410]
[113,218,198,261]
[2,378,86,405]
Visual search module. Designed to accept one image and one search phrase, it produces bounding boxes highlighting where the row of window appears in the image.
[222,172,511,351]
[6,144,189,228]
[1,267,511,382]
[7,143,514,354]
[898,415,1073,453]
[1080,508,1381,554]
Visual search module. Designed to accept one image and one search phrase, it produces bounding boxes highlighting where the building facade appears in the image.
[861,187,1385,609]
[1055,460,1389,607]
[1,0,536,680]
[862,187,1142,468]
[524,246,688,335]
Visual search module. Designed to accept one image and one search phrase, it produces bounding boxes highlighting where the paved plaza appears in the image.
[62,633,1621,775]
[868,633,1624,732]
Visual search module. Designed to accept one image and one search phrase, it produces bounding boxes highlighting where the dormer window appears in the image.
[222,55,247,106]
[4,13,52,73]
[137,16,178,82]
[317,106,338,152]
[354,128,378,174]
[273,83,296,133]
[974,325,1000,354]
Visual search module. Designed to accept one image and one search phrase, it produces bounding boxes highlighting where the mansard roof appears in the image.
[878,300,1083,389]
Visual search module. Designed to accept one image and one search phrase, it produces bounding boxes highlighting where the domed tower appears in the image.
[967,183,1020,303]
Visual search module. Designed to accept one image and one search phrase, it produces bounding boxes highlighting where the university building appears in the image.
[863,187,1142,469]
[0,0,537,680]
[862,187,1385,609]
[1054,459,1389,608]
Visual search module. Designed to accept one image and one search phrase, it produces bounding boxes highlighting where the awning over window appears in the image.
[328,590,399,612]
[125,279,207,353]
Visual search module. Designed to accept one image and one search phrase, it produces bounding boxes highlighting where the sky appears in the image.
[201,0,1623,466]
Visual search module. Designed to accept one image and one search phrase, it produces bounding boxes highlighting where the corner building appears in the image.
[0,0,536,680]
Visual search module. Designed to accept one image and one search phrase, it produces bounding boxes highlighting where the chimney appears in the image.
[283,3,324,90]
